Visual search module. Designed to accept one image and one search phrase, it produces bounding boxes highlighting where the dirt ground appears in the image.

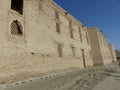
[0,62,120,90]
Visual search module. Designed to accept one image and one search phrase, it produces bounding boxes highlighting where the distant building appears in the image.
[115,50,120,61]
[88,27,112,66]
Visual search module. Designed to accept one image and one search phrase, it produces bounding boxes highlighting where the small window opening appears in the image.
[69,21,74,38]
[58,44,63,57]
[86,32,89,44]
[55,10,59,19]
[69,20,72,27]
[71,46,75,57]
[79,27,82,42]
[11,0,23,14]
[70,28,74,39]
[56,23,60,33]
[81,49,86,68]
[11,20,23,36]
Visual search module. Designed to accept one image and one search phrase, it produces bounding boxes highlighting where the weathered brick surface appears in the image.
[0,0,116,83]
[0,0,93,80]
[88,27,113,66]
[109,44,117,62]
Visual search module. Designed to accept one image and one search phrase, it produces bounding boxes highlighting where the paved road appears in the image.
[0,70,85,90]
[93,72,120,90]
[0,63,119,90]
[0,68,101,90]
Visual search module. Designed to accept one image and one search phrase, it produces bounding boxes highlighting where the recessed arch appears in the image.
[11,20,23,36]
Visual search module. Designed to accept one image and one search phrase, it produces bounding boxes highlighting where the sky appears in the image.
[54,0,120,50]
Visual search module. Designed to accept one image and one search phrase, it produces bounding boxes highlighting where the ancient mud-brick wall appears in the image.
[0,0,93,78]
[109,44,117,62]
[88,27,112,66]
